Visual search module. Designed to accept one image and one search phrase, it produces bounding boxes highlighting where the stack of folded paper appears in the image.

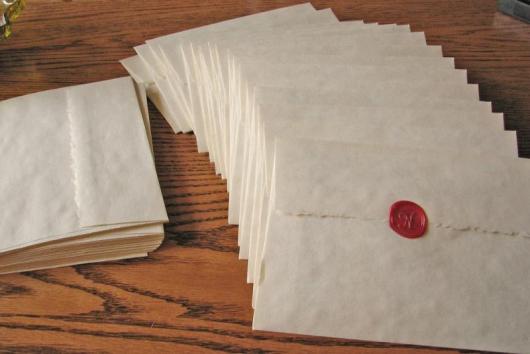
[0,77,168,275]
[121,3,530,352]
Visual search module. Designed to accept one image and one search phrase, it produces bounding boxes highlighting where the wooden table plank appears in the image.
[1,1,529,352]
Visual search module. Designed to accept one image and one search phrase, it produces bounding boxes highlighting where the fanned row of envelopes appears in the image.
[0,78,168,274]
[121,2,530,352]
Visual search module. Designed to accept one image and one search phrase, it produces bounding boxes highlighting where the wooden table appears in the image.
[1,1,529,352]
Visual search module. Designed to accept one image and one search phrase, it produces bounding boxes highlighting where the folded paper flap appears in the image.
[67,77,168,227]
[273,139,529,237]
[0,89,79,250]
[120,55,154,85]
[134,44,163,79]
[121,56,175,124]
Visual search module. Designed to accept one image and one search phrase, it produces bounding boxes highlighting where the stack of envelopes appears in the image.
[121,3,530,352]
[0,77,168,275]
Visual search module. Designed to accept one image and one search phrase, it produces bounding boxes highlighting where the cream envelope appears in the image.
[136,8,336,148]
[197,42,444,186]
[194,42,441,183]
[129,16,422,160]
[216,42,440,173]
[234,80,482,263]
[223,53,452,181]
[238,83,489,213]
[0,88,78,250]
[190,22,413,176]
[129,5,426,173]
[0,77,168,274]
[208,30,418,179]
[147,7,337,84]
[221,54,453,174]
[67,78,167,227]
[165,11,339,169]
[144,3,320,78]
[191,37,444,223]
[145,16,407,171]
[242,103,514,285]
[155,19,401,160]
[137,4,335,142]
[210,51,451,224]
[253,139,530,353]
[240,94,494,276]
[191,29,428,179]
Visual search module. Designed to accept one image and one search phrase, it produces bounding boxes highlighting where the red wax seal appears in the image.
[389,201,428,239]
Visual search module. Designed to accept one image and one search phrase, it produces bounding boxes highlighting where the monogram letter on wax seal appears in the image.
[389,201,428,239]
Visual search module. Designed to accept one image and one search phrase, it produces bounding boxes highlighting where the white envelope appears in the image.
[223,51,457,185]
[218,54,457,224]
[136,7,335,144]
[67,77,167,227]
[190,32,444,223]
[154,19,403,159]
[192,22,417,176]
[145,3,320,78]
[170,11,339,171]
[0,77,168,273]
[235,80,482,268]
[253,139,530,353]
[220,54,457,180]
[148,7,337,83]
[192,29,428,179]
[0,88,78,250]
[146,15,405,171]
[200,46,448,184]
[139,4,334,142]
[243,104,514,285]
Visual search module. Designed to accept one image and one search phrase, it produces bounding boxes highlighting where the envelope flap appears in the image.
[273,139,530,237]
[0,89,79,251]
[120,55,154,85]
[67,77,168,228]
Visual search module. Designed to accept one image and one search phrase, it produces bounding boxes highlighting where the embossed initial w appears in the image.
[397,212,416,229]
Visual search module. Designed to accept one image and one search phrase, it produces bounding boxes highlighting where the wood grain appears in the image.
[0,0,529,352]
